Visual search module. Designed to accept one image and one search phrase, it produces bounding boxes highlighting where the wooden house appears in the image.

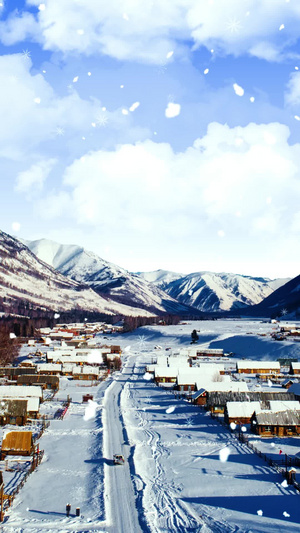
[1,431,34,459]
[0,399,28,426]
[251,410,300,437]
[205,390,295,414]
[72,366,99,380]
[282,379,295,389]
[17,374,59,391]
[154,367,177,385]
[290,362,300,375]
[224,401,261,425]
[36,363,62,376]
[198,382,249,412]
[236,361,280,374]
[0,367,37,379]
[195,348,224,358]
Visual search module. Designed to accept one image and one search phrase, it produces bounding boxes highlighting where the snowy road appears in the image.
[103,357,142,533]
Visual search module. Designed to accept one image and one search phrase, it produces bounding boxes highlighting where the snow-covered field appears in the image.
[1,319,300,532]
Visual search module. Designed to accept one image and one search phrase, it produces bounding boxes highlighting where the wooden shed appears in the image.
[0,400,28,426]
[251,410,300,437]
[290,362,300,375]
[1,431,34,459]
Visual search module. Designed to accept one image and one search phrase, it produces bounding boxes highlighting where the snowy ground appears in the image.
[1,319,300,533]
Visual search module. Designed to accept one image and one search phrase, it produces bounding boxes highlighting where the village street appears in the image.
[0,357,142,533]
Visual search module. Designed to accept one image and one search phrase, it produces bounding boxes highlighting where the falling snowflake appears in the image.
[73,76,79,83]
[120,84,124,88]
[34,97,41,104]
[165,102,181,118]
[281,308,288,316]
[138,335,147,351]
[226,17,242,34]
[295,66,299,70]
[257,510,263,516]
[22,49,31,60]
[295,115,300,121]
[96,112,108,127]
[54,127,64,136]
[77,29,84,35]
[129,101,140,112]
[250,96,255,102]
[12,222,21,232]
[204,68,209,75]
[38,3,46,11]
[122,109,129,115]
[88,71,92,76]
[279,24,285,31]
[233,83,244,96]
[219,447,231,462]
[283,511,290,518]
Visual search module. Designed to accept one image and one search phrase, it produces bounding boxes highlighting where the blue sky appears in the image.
[1,0,300,279]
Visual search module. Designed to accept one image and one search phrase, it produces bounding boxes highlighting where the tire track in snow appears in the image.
[121,377,204,532]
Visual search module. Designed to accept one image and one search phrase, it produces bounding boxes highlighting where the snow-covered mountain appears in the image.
[0,231,155,317]
[243,275,300,318]
[138,270,290,312]
[23,238,196,316]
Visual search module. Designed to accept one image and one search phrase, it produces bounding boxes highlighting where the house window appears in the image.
[264,426,271,432]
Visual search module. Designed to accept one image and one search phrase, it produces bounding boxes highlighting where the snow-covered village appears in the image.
[2,1,300,532]
[0,319,299,532]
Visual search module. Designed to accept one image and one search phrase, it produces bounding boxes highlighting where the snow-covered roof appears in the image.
[154,367,178,378]
[195,381,249,393]
[26,397,40,412]
[254,410,300,426]
[266,400,300,412]
[226,401,261,418]
[0,385,42,398]
[291,362,300,370]
[288,383,300,396]
[36,364,62,372]
[236,361,280,370]
[72,366,100,375]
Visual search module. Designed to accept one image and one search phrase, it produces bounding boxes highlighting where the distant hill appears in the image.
[241,275,300,318]
[0,230,156,318]
[23,238,197,316]
[138,269,289,313]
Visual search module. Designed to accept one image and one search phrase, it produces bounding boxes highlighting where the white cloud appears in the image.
[39,122,300,248]
[285,71,300,106]
[15,158,56,194]
[1,1,300,62]
[0,53,147,161]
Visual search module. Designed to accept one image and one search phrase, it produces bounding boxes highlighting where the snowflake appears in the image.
[281,308,288,316]
[95,112,108,127]
[226,17,242,34]
[22,49,31,60]
[138,335,147,351]
[168,94,175,103]
[55,127,64,136]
